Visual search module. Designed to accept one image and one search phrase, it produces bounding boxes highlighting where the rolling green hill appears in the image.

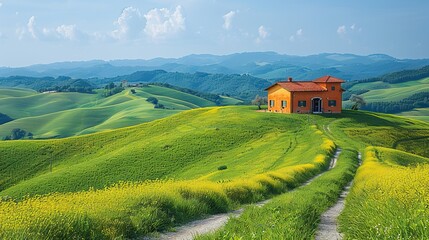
[0,106,428,239]
[0,85,241,139]
[0,106,329,197]
[343,66,429,121]
[1,106,429,238]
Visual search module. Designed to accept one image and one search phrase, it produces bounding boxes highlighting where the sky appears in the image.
[0,0,428,67]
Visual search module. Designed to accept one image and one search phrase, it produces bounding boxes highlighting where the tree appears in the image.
[11,128,27,140]
[350,94,366,110]
[146,96,159,105]
[251,95,267,110]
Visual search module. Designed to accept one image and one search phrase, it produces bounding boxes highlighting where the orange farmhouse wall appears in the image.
[267,85,292,113]
[267,83,343,113]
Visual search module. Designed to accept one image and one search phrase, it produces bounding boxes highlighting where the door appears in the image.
[312,98,322,113]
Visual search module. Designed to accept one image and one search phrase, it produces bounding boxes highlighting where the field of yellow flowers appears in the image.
[0,138,334,239]
[339,146,429,239]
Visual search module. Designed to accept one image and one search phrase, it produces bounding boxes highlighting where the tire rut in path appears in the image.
[315,152,362,240]
[150,148,342,240]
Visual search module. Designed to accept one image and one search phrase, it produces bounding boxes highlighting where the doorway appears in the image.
[312,98,322,113]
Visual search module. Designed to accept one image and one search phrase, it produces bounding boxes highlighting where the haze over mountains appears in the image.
[2,52,429,81]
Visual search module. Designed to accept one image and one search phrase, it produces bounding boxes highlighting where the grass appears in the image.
[194,110,429,239]
[344,77,429,121]
[0,86,236,138]
[397,108,429,122]
[1,106,429,239]
[0,107,336,239]
[0,157,330,239]
[0,106,329,197]
[339,147,429,239]
[197,148,359,239]
[348,77,429,102]
[0,88,37,99]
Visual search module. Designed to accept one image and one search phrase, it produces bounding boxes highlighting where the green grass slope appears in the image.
[344,77,429,121]
[0,88,37,99]
[0,85,236,139]
[0,106,329,197]
[348,77,429,102]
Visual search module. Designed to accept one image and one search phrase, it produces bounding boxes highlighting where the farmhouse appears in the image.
[266,76,344,114]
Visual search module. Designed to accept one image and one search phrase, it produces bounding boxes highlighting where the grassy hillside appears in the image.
[196,110,429,239]
[0,85,240,139]
[339,146,429,239]
[0,106,330,197]
[0,88,37,99]
[347,77,429,102]
[0,107,428,239]
[343,66,429,121]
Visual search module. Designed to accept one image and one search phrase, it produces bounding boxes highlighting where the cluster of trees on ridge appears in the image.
[361,92,429,113]
[143,83,229,105]
[342,65,429,113]
[343,65,429,89]
[102,82,125,97]
[39,78,95,93]
[2,128,33,140]
[0,71,269,100]
[145,96,165,109]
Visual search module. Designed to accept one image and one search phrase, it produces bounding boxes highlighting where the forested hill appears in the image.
[0,76,95,93]
[0,71,272,100]
[343,65,429,89]
[102,71,272,100]
[343,65,429,121]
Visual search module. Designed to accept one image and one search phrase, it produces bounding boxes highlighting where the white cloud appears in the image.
[222,11,235,30]
[16,28,25,40]
[258,26,267,39]
[0,2,3,8]
[111,6,144,40]
[41,24,87,41]
[337,24,362,38]
[56,25,79,40]
[289,28,303,42]
[27,16,37,39]
[337,25,346,35]
[144,5,185,39]
[256,25,268,43]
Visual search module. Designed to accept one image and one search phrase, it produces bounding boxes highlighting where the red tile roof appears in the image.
[275,81,327,92]
[265,75,345,92]
[313,75,345,83]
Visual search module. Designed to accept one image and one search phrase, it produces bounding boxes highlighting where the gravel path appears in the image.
[151,148,342,240]
[315,152,362,240]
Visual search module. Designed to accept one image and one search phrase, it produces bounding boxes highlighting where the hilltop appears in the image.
[0,85,240,139]
[0,106,428,239]
[343,65,429,121]
[2,52,429,80]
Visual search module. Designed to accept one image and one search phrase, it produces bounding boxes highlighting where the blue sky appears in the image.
[0,0,428,67]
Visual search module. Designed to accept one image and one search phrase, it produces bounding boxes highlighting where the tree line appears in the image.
[362,92,429,113]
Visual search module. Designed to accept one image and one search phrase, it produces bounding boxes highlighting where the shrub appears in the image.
[217,165,227,171]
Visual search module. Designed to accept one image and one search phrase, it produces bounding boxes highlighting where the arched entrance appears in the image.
[311,97,322,113]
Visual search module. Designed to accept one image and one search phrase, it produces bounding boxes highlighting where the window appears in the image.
[328,100,337,107]
[331,86,335,91]
[281,100,287,108]
[298,100,306,107]
[269,100,275,107]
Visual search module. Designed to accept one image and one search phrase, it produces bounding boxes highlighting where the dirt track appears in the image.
[153,148,343,240]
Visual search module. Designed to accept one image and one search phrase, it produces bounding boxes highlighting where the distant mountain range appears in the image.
[2,52,429,80]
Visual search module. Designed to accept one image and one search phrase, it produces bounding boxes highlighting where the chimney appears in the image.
[288,77,293,82]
